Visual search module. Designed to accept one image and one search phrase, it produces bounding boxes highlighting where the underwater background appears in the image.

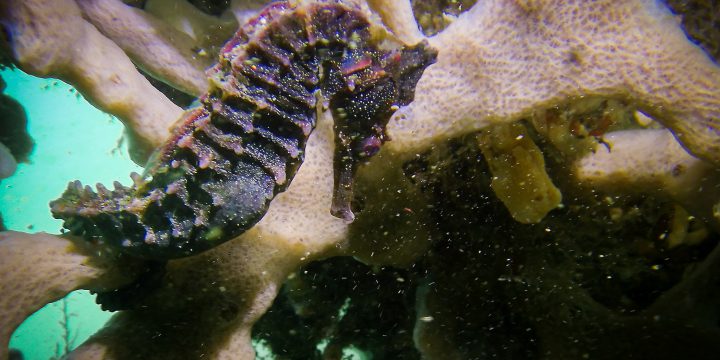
[1,0,720,359]
[1,68,141,360]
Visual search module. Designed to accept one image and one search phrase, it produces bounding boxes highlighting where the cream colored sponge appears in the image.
[389,0,720,166]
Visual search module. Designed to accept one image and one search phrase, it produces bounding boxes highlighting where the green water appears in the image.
[1,69,142,360]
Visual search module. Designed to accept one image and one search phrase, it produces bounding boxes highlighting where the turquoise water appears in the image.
[1,69,142,359]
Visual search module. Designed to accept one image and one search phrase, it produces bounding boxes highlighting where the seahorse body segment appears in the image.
[50,0,437,260]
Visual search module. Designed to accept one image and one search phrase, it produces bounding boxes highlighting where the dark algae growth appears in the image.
[49,0,437,259]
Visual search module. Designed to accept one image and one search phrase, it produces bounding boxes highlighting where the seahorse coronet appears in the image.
[50,0,437,260]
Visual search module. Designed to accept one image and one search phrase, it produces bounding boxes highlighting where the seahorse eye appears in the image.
[357,135,382,158]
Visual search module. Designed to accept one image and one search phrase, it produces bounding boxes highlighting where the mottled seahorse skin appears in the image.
[50,0,437,260]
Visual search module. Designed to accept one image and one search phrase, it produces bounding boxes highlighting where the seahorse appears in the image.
[49,0,437,260]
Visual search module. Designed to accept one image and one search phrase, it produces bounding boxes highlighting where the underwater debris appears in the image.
[394,136,720,359]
